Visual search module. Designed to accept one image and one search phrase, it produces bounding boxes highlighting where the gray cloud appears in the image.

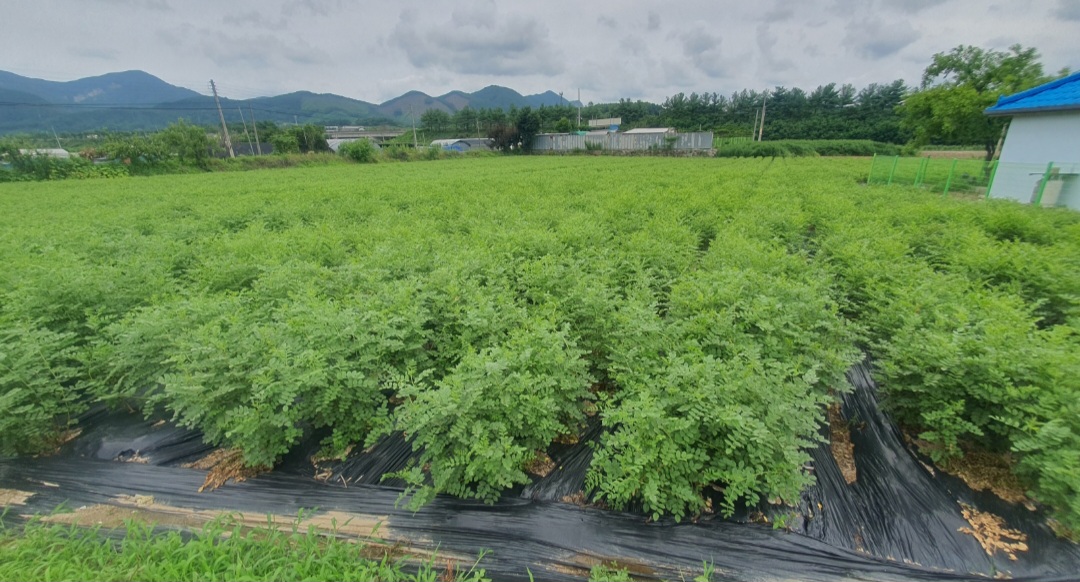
[887,0,950,11]
[281,0,344,18]
[391,8,564,77]
[5,0,1076,108]
[223,11,288,31]
[1054,0,1080,20]
[679,28,730,78]
[70,47,118,61]
[620,35,649,57]
[844,17,920,59]
[155,25,332,71]
[647,12,661,31]
[93,0,170,10]
[756,23,794,73]
[765,0,797,21]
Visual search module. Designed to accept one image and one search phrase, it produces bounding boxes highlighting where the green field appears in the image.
[1,156,1078,530]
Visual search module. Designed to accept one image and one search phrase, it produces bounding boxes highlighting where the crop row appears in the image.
[1,157,1077,529]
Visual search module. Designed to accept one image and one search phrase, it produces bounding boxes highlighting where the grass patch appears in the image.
[714,139,900,158]
[0,510,489,582]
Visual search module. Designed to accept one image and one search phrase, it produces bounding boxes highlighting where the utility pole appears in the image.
[751,109,760,140]
[577,89,581,129]
[249,107,261,155]
[210,80,235,158]
[410,106,418,149]
[238,107,255,156]
[757,91,768,142]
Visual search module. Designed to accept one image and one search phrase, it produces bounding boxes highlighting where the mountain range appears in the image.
[0,70,580,135]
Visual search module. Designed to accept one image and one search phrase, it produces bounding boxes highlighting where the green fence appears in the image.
[866,155,998,198]
[868,156,1080,209]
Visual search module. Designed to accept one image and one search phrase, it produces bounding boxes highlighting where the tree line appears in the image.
[418,81,909,145]
[421,43,1063,159]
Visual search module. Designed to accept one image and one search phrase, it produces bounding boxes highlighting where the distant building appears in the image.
[430,138,493,152]
[327,138,376,153]
[18,148,71,159]
[588,118,621,131]
[985,72,1080,209]
[623,127,676,136]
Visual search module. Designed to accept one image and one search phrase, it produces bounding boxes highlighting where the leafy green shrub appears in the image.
[150,289,430,467]
[588,230,859,520]
[0,318,84,455]
[339,139,378,163]
[393,319,593,507]
[384,146,411,161]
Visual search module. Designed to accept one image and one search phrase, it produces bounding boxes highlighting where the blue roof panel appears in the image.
[985,71,1080,115]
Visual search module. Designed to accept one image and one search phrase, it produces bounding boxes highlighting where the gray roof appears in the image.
[623,127,674,134]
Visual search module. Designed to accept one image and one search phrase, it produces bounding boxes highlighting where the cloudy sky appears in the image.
[4,0,1078,104]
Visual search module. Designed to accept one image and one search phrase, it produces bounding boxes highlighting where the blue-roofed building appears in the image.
[984,72,1080,209]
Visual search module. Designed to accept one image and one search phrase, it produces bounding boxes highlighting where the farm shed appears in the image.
[985,72,1080,209]
[431,138,492,152]
[18,148,71,159]
[328,138,377,153]
[532,130,713,151]
[623,127,676,135]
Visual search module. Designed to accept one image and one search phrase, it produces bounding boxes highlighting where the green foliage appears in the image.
[421,108,452,133]
[0,318,84,455]
[814,183,1080,531]
[0,140,132,181]
[588,564,632,582]
[657,82,908,142]
[588,228,860,520]
[289,124,331,153]
[2,157,1079,531]
[158,119,215,169]
[715,139,899,158]
[269,131,300,154]
[0,513,490,582]
[901,44,1054,159]
[338,139,379,163]
[514,107,541,152]
[394,319,593,505]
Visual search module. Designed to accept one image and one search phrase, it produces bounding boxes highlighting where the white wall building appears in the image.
[985,72,1080,209]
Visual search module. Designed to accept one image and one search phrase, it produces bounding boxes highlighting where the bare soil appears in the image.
[958,503,1029,561]
[182,448,270,492]
[828,403,857,485]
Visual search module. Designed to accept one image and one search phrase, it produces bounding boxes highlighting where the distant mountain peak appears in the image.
[0,68,579,134]
[0,69,201,106]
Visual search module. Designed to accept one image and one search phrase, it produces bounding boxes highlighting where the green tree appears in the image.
[290,124,331,153]
[269,132,300,154]
[159,120,215,169]
[420,109,451,134]
[514,107,541,152]
[454,107,478,136]
[901,44,1052,160]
